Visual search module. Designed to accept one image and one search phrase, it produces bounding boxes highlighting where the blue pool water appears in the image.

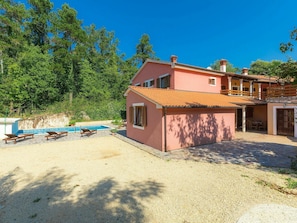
[17,125,109,135]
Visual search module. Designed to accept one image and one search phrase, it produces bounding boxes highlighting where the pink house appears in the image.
[125,56,280,151]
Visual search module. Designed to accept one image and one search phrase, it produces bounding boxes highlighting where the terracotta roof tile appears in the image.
[127,86,259,108]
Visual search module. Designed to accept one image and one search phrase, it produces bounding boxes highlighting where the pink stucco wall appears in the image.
[126,91,164,150]
[165,108,235,151]
[174,69,222,93]
[126,90,236,151]
[132,62,173,87]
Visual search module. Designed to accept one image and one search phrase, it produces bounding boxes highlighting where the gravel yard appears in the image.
[0,132,297,223]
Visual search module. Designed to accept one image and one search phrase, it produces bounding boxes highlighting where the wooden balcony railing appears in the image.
[220,90,259,97]
[266,85,297,98]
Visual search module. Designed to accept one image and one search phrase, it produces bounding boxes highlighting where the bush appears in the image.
[286,178,297,189]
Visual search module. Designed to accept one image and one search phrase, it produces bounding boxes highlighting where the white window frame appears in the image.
[209,77,216,86]
[144,78,154,88]
[132,103,145,130]
[135,83,141,86]
[159,73,170,88]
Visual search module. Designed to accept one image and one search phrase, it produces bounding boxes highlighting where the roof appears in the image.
[126,86,262,108]
[131,59,234,82]
[131,59,278,83]
[248,74,279,83]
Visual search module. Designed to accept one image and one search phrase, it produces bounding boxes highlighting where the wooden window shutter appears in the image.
[129,106,134,124]
[167,75,171,88]
[142,106,147,127]
[156,78,160,88]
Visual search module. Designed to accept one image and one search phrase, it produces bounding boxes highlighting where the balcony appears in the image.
[266,85,297,99]
[220,90,266,99]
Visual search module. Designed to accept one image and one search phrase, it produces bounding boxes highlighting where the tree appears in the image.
[249,60,282,76]
[134,34,158,67]
[0,0,28,58]
[210,60,240,73]
[276,59,297,83]
[3,45,57,113]
[79,60,110,102]
[280,26,297,53]
[26,0,53,52]
[50,3,87,98]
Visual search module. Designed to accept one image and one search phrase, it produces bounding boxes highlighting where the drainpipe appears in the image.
[163,107,167,152]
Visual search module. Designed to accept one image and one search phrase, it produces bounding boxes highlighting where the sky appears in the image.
[24,0,297,69]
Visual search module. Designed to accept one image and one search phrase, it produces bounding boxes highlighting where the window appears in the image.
[209,77,216,86]
[143,79,154,87]
[157,74,170,88]
[129,103,147,129]
[135,83,141,86]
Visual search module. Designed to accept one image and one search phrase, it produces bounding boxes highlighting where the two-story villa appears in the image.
[125,55,289,152]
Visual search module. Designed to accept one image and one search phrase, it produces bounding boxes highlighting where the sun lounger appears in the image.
[80,128,97,137]
[3,133,34,144]
[45,131,68,140]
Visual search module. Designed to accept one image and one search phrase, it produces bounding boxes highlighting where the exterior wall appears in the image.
[165,108,236,151]
[267,102,297,137]
[253,105,267,123]
[0,118,20,139]
[174,69,221,93]
[132,63,173,88]
[126,91,164,151]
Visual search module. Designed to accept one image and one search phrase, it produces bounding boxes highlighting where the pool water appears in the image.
[17,125,109,135]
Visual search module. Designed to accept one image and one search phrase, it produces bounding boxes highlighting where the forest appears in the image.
[0,0,157,122]
[1,0,296,123]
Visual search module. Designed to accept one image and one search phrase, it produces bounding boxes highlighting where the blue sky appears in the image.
[27,0,297,69]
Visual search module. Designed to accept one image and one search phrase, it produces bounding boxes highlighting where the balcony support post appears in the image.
[242,105,246,132]
[249,81,253,97]
[258,83,262,100]
[240,79,243,96]
[228,76,232,95]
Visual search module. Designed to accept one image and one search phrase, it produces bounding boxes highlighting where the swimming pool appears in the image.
[17,125,110,135]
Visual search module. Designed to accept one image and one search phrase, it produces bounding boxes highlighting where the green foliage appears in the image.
[280,27,297,53]
[286,178,297,189]
[210,60,240,73]
[276,59,297,83]
[133,34,159,67]
[45,97,125,121]
[249,59,283,76]
[0,0,160,117]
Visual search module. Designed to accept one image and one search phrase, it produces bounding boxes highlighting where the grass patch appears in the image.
[256,179,297,195]
[241,174,249,178]
[286,178,297,189]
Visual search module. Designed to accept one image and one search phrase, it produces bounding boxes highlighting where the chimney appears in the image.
[242,68,249,75]
[220,59,227,72]
[170,55,178,63]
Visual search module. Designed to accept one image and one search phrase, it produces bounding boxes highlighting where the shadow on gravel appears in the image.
[117,130,296,169]
[0,167,164,223]
[185,139,297,168]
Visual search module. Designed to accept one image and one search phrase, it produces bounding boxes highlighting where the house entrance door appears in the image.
[277,108,294,136]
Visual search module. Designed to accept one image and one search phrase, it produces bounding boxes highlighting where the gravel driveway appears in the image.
[0,131,297,222]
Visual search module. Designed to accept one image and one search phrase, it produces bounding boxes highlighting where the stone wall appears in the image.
[19,113,70,130]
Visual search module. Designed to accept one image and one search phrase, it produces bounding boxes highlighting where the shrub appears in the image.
[286,178,297,189]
